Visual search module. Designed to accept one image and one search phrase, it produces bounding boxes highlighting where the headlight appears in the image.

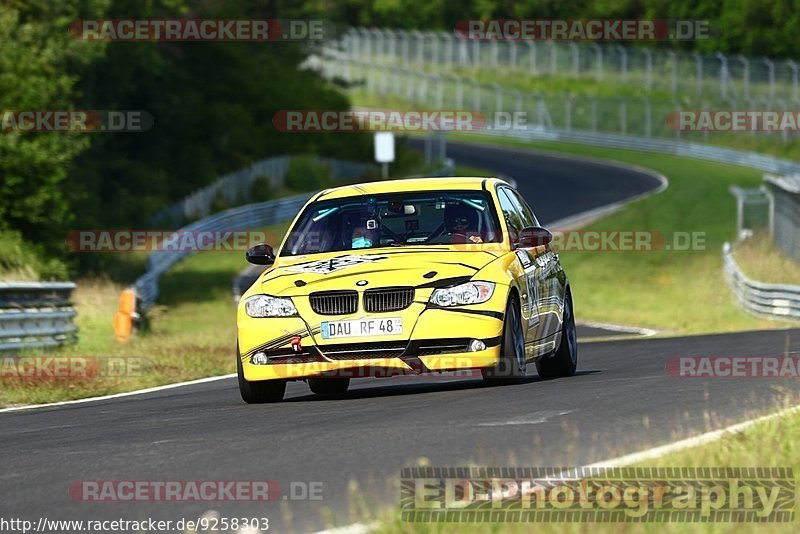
[429,281,495,307]
[245,294,298,317]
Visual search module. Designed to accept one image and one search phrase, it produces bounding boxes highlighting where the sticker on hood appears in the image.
[284,254,387,275]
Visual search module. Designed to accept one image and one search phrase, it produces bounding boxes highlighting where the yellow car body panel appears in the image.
[236,177,569,383]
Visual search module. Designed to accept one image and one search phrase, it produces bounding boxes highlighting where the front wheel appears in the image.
[237,350,286,403]
[536,290,578,378]
[482,296,527,385]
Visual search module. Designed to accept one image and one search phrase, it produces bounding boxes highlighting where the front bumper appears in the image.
[238,304,506,381]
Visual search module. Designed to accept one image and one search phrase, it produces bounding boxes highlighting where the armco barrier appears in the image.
[0,282,78,351]
[723,242,800,320]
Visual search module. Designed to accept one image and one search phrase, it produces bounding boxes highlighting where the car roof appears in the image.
[315,177,509,201]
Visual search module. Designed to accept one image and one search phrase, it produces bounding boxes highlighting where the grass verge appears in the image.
[733,234,800,286]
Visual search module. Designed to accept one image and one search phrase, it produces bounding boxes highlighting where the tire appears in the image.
[237,350,286,403]
[308,377,350,396]
[536,289,578,378]
[482,296,527,385]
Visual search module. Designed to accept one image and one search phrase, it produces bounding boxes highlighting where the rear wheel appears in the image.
[308,377,350,396]
[237,350,286,403]
[482,296,526,385]
[536,290,578,378]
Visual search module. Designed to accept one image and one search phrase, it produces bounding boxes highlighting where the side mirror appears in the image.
[516,226,552,248]
[245,243,275,265]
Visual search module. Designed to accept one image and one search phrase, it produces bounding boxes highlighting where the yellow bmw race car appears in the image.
[236,177,577,403]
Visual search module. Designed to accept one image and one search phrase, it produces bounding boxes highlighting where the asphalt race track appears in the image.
[2,141,797,533]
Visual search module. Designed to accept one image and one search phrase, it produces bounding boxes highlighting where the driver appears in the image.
[444,203,483,244]
[347,213,379,249]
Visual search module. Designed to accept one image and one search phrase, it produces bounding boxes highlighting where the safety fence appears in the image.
[337,28,800,103]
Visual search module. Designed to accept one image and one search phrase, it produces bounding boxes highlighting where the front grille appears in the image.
[309,291,358,315]
[364,287,414,313]
[319,341,408,360]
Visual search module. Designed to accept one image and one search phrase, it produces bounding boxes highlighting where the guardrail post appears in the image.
[691,52,702,95]
[787,60,798,101]
[667,50,677,94]
[738,55,750,100]
[763,57,776,99]
[592,43,603,81]
[760,184,776,239]
[717,52,729,99]
[570,42,579,77]
[509,40,517,70]
[527,41,537,74]
[643,48,653,91]
[615,45,628,84]
[442,32,453,69]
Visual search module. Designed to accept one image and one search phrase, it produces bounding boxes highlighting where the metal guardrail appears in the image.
[723,243,800,320]
[0,282,78,351]
[150,155,376,227]
[132,158,455,312]
[134,193,315,310]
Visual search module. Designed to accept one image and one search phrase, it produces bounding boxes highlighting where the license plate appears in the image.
[321,317,403,339]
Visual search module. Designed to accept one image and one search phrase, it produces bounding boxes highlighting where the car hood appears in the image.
[260,247,501,296]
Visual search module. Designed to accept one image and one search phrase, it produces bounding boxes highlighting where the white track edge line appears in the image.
[578,320,658,337]
[0,374,236,413]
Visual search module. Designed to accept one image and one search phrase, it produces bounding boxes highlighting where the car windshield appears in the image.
[281,190,502,256]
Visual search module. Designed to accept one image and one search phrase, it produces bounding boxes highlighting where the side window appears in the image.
[497,188,522,234]
[508,189,539,228]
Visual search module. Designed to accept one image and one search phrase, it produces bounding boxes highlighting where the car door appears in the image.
[511,188,565,340]
[501,186,563,342]
[496,187,543,349]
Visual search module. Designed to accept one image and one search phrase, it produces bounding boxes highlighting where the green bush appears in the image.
[284,157,332,191]
[0,230,68,281]
[249,176,276,203]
